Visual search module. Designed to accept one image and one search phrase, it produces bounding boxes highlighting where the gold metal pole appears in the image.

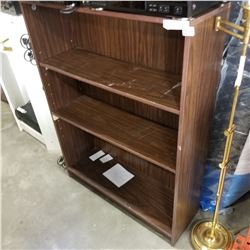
[191,3,250,250]
[210,85,239,238]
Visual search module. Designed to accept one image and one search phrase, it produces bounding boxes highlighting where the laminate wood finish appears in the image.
[83,85,179,129]
[68,151,174,239]
[77,14,184,74]
[21,4,78,62]
[21,2,230,245]
[171,4,231,244]
[54,95,178,173]
[41,49,181,114]
[54,116,175,238]
[41,69,83,112]
[22,2,184,74]
[53,119,94,167]
[42,70,179,129]
[56,119,175,199]
[94,137,176,190]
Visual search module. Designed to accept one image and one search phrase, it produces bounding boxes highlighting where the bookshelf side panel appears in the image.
[172,3,230,244]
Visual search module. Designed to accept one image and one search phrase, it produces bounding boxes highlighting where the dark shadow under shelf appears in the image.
[68,150,173,238]
[54,95,178,173]
[41,48,181,114]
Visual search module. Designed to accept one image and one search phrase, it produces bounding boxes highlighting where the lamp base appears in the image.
[191,220,233,250]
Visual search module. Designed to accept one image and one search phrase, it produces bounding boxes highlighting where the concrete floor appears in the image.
[1,101,250,249]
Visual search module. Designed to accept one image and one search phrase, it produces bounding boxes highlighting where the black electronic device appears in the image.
[1,1,21,16]
[83,1,221,18]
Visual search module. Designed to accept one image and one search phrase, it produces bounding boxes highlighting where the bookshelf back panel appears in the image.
[76,14,184,74]
[83,84,179,129]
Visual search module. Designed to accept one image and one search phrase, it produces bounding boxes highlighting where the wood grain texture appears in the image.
[22,2,184,74]
[83,84,179,129]
[94,137,176,190]
[77,14,184,74]
[21,2,230,245]
[41,49,181,114]
[41,69,83,112]
[54,95,178,173]
[41,70,179,129]
[171,4,230,244]
[21,4,78,62]
[53,119,175,238]
[54,119,94,167]
[68,149,174,239]
[21,3,79,113]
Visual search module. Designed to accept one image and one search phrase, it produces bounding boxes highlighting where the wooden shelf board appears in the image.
[41,49,181,115]
[67,152,173,238]
[54,95,177,173]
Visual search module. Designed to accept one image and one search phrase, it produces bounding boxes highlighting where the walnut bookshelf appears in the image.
[21,2,230,245]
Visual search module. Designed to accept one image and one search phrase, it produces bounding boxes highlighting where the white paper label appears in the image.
[103,164,134,188]
[182,26,195,37]
[17,107,27,114]
[99,154,113,163]
[163,19,195,37]
[163,19,190,30]
[89,150,105,161]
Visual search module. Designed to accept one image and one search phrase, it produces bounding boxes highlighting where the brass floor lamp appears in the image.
[191,2,250,250]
